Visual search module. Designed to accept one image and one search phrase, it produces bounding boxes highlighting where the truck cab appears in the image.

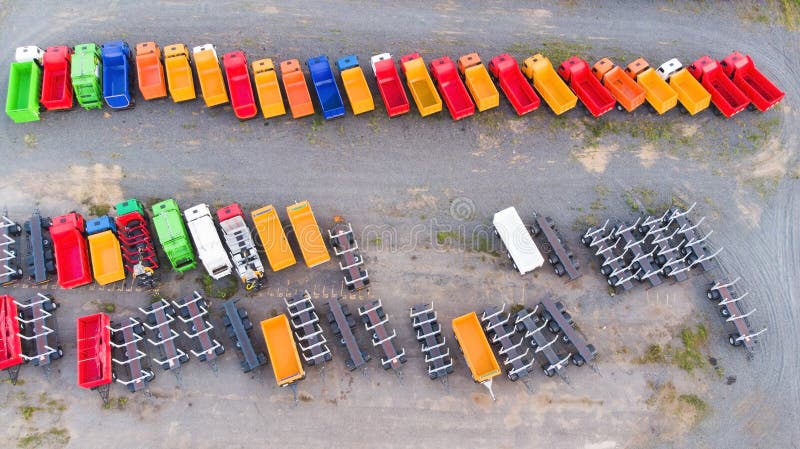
[71,43,103,110]
[41,46,74,111]
[184,203,232,280]
[687,56,750,118]
[101,41,134,109]
[492,207,544,275]
[135,42,167,100]
[151,199,196,273]
[720,52,784,112]
[6,46,43,123]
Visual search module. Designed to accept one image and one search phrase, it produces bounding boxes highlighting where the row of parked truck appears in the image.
[6,42,784,123]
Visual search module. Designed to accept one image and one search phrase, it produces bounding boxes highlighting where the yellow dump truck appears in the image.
[251,58,286,119]
[399,52,442,117]
[337,55,374,115]
[286,201,330,268]
[251,205,296,272]
[452,312,501,399]
[656,58,711,115]
[522,54,578,115]
[457,53,499,112]
[261,315,305,387]
[624,57,678,114]
[86,216,125,285]
[192,44,228,107]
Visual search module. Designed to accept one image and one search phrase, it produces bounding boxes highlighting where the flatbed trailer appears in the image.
[280,59,314,118]
[480,305,534,381]
[287,201,330,268]
[217,203,265,290]
[328,217,369,291]
[1,214,23,286]
[51,212,92,289]
[399,52,442,117]
[409,303,453,380]
[336,55,374,115]
[515,306,571,378]
[76,313,112,394]
[721,52,784,112]
[592,57,646,112]
[251,204,296,271]
[687,56,749,118]
[707,279,766,351]
[326,297,371,370]
[359,299,406,370]
[665,205,719,272]
[530,213,581,281]
[135,42,167,100]
[457,53,499,112]
[115,199,159,288]
[86,216,125,286]
[192,44,228,107]
[0,295,23,380]
[521,54,577,115]
[614,219,663,288]
[140,299,188,371]
[538,296,596,366]
[261,314,305,387]
[23,210,55,285]
[173,292,224,364]
[371,53,410,117]
[109,317,154,392]
[16,293,63,367]
[557,56,615,117]
[40,45,74,110]
[307,55,345,120]
[285,291,331,366]
[221,299,266,373]
[581,222,636,291]
[488,53,539,116]
[656,58,711,115]
[252,58,286,118]
[429,56,475,120]
[164,43,196,102]
[452,312,501,398]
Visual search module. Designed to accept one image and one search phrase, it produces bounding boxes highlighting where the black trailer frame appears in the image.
[328,221,370,291]
[480,305,534,381]
[707,278,766,352]
[514,306,572,378]
[531,214,581,281]
[140,299,188,372]
[538,296,597,366]
[221,298,266,373]
[15,293,63,368]
[23,210,55,285]
[358,299,406,371]
[173,291,224,364]
[326,297,371,370]
[109,317,155,392]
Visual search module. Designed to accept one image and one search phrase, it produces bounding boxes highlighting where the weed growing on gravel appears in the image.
[197,274,239,299]
[678,394,710,420]
[638,344,668,364]
[19,405,40,420]
[509,304,525,315]
[673,324,708,372]
[17,428,69,449]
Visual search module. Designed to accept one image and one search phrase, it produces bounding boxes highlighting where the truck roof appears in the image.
[493,207,544,274]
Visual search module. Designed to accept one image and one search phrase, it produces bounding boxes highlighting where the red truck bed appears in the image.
[372,54,410,117]
[51,213,92,289]
[429,56,475,120]
[223,51,257,120]
[688,56,749,118]
[721,52,784,112]
[557,56,615,117]
[76,313,112,389]
[0,295,23,371]
[40,46,74,110]
[488,54,539,116]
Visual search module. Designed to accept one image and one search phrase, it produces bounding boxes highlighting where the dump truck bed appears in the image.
[688,56,749,118]
[721,52,784,112]
[337,55,374,115]
[400,53,442,117]
[489,54,539,116]
[261,315,305,386]
[135,42,166,100]
[41,46,73,110]
[101,42,132,108]
[452,312,500,382]
[280,59,314,118]
[88,231,125,285]
[51,213,91,289]
[522,54,577,115]
[592,58,645,112]
[286,201,330,268]
[164,44,195,102]
[458,53,499,112]
[76,313,112,389]
[6,61,42,123]
[558,56,615,117]
[223,51,257,120]
[0,295,23,371]
[307,55,345,120]
[371,53,410,117]
[252,59,285,118]
[193,46,228,107]
[664,65,711,115]
[251,205,296,271]
[627,63,677,114]
[430,56,474,120]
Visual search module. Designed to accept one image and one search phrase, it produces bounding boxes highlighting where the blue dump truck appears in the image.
[101,41,134,109]
[306,55,345,120]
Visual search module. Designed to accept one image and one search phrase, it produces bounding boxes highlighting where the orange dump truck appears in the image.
[280,59,314,118]
[192,44,228,107]
[135,42,167,100]
[592,57,645,112]
[521,54,578,115]
[252,58,286,119]
[251,205,296,272]
[86,216,125,286]
[452,312,501,399]
[457,53,499,112]
[286,201,329,268]
[261,314,305,387]
[625,58,677,114]
[164,44,195,102]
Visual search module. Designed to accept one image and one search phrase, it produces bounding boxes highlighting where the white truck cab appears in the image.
[184,203,232,279]
[493,207,544,275]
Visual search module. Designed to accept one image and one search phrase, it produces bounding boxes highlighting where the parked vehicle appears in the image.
[173,292,224,364]
[721,52,784,112]
[452,312,500,399]
[0,295,23,375]
[164,44,196,102]
[280,59,314,118]
[285,291,332,366]
[326,297,371,371]
[488,53,540,116]
[192,44,228,107]
[252,58,286,118]
[101,41,134,109]
[1,214,23,286]
[557,56,615,117]
[108,317,154,392]
[656,59,711,115]
[328,217,369,291]
[223,51,257,120]
[16,294,64,369]
[221,299,266,373]
[6,46,43,123]
[287,201,330,268]
[457,53,499,112]
[86,216,125,285]
[307,55,345,120]
[76,313,112,390]
[135,42,167,100]
[23,210,55,285]
[522,54,577,115]
[493,207,544,275]
[336,55,374,115]
[71,43,103,109]
[40,46,74,110]
[140,299,188,371]
[370,53,410,117]
[261,314,305,387]
[217,203,265,290]
[151,199,196,273]
[399,53,442,117]
[429,56,474,120]
[592,57,645,112]
[184,203,232,280]
[409,303,453,380]
[358,300,406,370]
[480,305,534,381]
[530,213,581,281]
[50,212,92,289]
[251,204,296,272]
[624,58,677,114]
[688,56,750,117]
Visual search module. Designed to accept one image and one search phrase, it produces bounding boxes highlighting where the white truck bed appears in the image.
[184,204,232,279]
[493,207,544,275]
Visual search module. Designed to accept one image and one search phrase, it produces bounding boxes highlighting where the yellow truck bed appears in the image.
[452,312,500,383]
[252,59,286,119]
[164,44,196,102]
[193,47,228,107]
[669,69,711,115]
[458,54,499,112]
[340,66,374,115]
[261,315,305,387]
[286,201,330,268]
[400,55,442,117]
[251,205,296,272]
[88,232,125,285]
[522,54,578,115]
[625,58,677,115]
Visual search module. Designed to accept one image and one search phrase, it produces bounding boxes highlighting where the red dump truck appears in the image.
[429,56,475,120]
[76,313,112,391]
[51,212,92,289]
[720,52,784,112]
[687,56,749,118]
[558,56,616,117]
[488,53,539,116]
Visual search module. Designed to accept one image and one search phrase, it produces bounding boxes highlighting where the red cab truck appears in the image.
[557,56,616,117]
[370,53,410,117]
[488,54,540,116]
[687,56,750,118]
[429,56,475,120]
[51,212,92,289]
[223,51,258,120]
[40,46,74,110]
[720,52,784,112]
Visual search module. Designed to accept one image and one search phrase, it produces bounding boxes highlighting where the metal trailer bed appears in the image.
[328,220,370,291]
[358,299,406,371]
[24,210,55,285]
[480,305,534,381]
[221,299,266,373]
[538,296,597,366]
[16,293,63,367]
[582,221,635,291]
[707,278,766,352]
[173,292,224,364]
[515,306,572,378]
[284,291,331,366]
[140,299,188,371]
[614,219,663,288]
[326,297,371,370]
[531,214,581,280]
[109,317,154,392]
[409,303,453,380]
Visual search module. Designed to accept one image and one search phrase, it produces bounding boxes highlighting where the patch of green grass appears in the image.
[473,235,499,257]
[369,237,382,246]
[181,123,197,130]
[505,42,537,57]
[196,274,239,299]
[590,199,607,211]
[436,231,462,245]
[19,405,41,420]
[776,0,800,29]
[86,203,111,217]
[623,187,657,213]
[509,304,525,315]
[98,302,116,313]
[678,393,710,419]
[573,213,600,231]
[17,428,69,449]
[540,40,593,65]
[310,117,324,132]
[744,175,781,198]
[473,109,504,135]
[673,324,708,372]
[638,344,668,364]
[23,133,38,148]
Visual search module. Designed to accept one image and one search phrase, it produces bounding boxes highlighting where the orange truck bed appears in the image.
[286,201,330,268]
[135,42,167,100]
[261,314,305,387]
[452,312,500,383]
[164,44,195,102]
[252,58,286,119]
[592,57,645,112]
[88,231,125,285]
[280,59,314,118]
[251,205,296,272]
[625,58,677,114]
[192,44,228,107]
[522,54,578,115]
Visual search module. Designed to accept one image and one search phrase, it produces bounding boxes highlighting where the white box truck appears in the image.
[493,207,544,275]
[184,203,232,279]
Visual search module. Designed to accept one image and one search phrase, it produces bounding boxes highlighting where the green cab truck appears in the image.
[6,46,44,123]
[71,43,103,109]
[151,199,196,273]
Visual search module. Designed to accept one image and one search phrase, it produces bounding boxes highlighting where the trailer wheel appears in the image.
[707,289,721,300]
[530,223,540,236]
[720,307,730,318]
[56,347,64,358]
[554,263,566,276]
[562,334,570,344]
[543,367,555,377]
[608,275,618,286]
[600,265,612,276]
[548,321,560,334]
[573,354,585,366]
[729,334,742,346]
[581,235,592,247]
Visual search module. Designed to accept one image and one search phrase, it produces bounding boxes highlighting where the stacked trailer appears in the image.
[707,278,766,352]
[1,213,23,286]
[221,299,266,373]
[76,313,113,402]
[24,210,55,285]
[1,295,24,383]
[115,199,159,288]
[358,299,406,371]
[539,296,597,367]
[173,291,224,369]
[637,212,691,282]
[15,293,63,369]
[515,306,572,379]
[665,204,721,272]
[284,291,331,366]
[108,317,154,393]
[409,303,453,380]
[328,217,369,291]
[614,219,663,288]
[581,221,635,292]
[480,305,534,382]
[217,204,265,291]
[326,297,371,371]
[530,214,581,281]
[139,299,188,375]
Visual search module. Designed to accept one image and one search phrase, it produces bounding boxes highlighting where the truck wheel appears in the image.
[530,223,540,236]
[543,367,554,377]
[554,264,566,276]
[573,355,585,366]
[607,276,618,286]
[581,235,592,247]
[562,334,570,344]
[548,254,560,265]
[548,321,560,334]
[729,334,742,346]
[600,265,612,276]
[707,289,721,301]
[720,307,730,318]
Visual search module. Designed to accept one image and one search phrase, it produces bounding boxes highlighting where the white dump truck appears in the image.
[492,206,544,275]
[184,203,232,279]
[216,203,265,290]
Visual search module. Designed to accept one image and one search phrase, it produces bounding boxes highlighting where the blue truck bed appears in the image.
[101,41,132,109]
[306,55,345,120]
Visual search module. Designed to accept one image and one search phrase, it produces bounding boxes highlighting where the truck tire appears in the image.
[600,265,612,276]
[554,263,566,276]
[548,254,560,265]
[720,307,730,318]
[707,289,721,301]
[729,334,742,346]
[543,366,555,377]
[530,223,540,236]
[573,354,585,366]
[581,235,593,247]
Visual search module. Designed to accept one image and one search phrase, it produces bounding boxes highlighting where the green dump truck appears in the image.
[71,43,103,110]
[6,46,44,123]
[151,199,196,273]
